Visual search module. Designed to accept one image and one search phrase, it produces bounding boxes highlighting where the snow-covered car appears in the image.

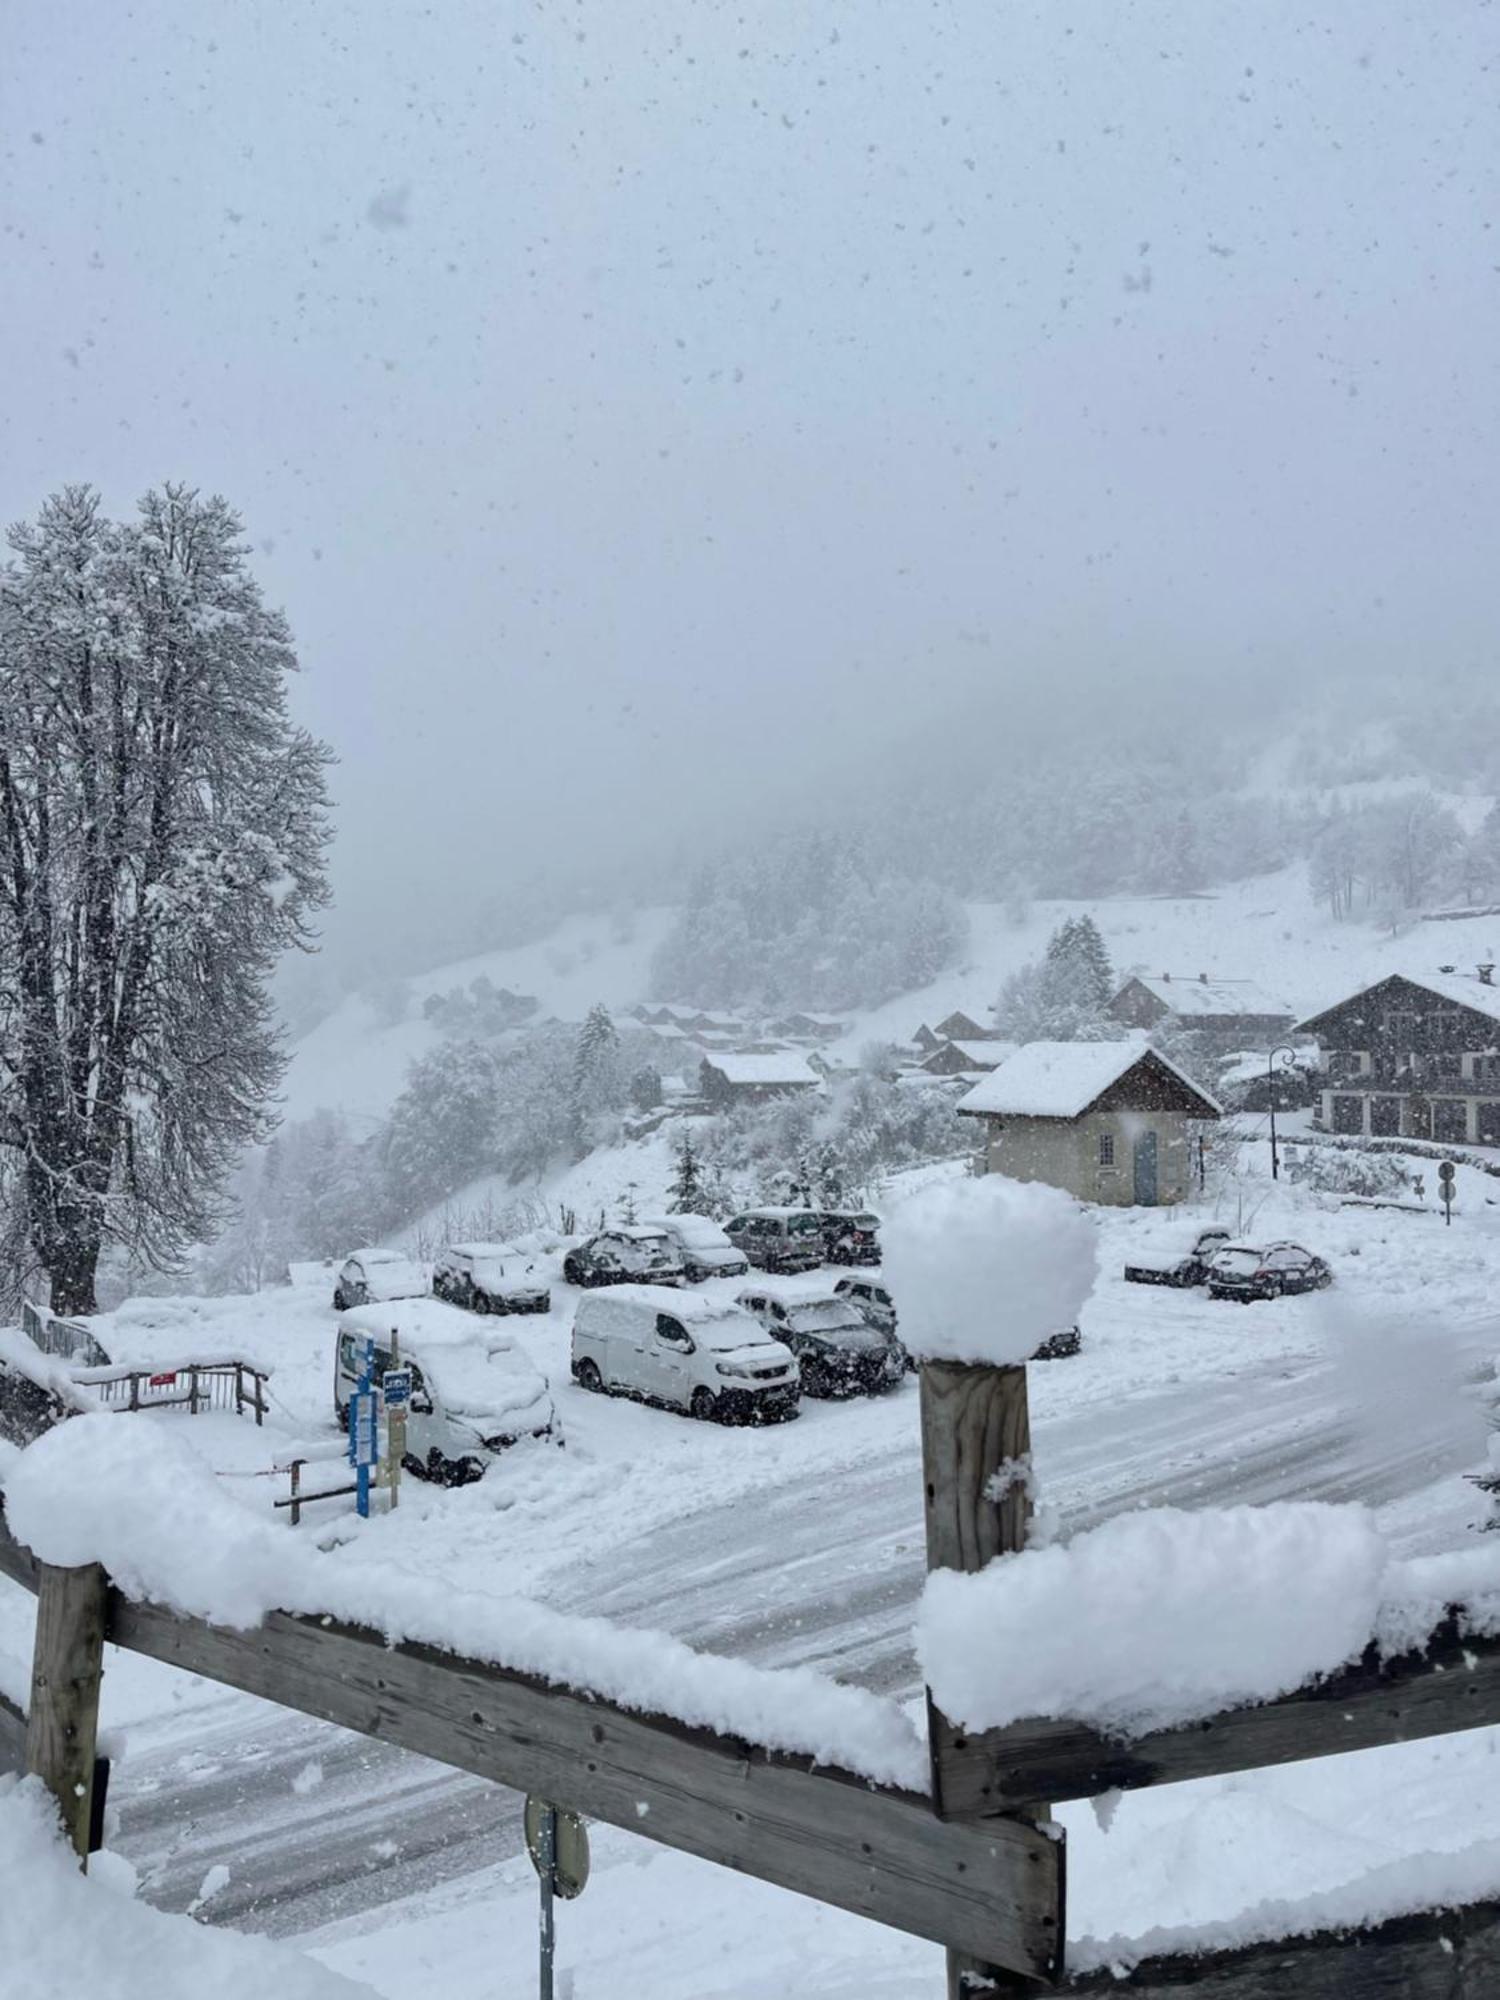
[722,1208,824,1273]
[432,1242,551,1315]
[1031,1326,1082,1360]
[335,1298,557,1483]
[562,1227,685,1289]
[1123,1228,1232,1289]
[332,1248,426,1312]
[736,1283,906,1396]
[637,1214,749,1283]
[818,1210,882,1266]
[833,1275,897,1336]
[571,1287,800,1423]
[1206,1242,1333,1303]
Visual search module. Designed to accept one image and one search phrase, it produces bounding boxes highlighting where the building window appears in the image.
[1434,1099,1467,1144]
[1370,1096,1400,1137]
[1331,1094,1364,1135]
[1098,1132,1115,1167]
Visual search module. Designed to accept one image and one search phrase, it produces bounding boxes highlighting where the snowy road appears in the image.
[112,1334,1488,1939]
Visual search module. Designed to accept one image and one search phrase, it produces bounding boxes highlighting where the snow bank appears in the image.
[880,1174,1097,1365]
[921,1503,1392,1736]
[1072,1831,1500,1974]
[0,1776,372,2000]
[4,1416,926,1789]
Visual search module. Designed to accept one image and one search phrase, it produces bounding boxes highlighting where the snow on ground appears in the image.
[0,1776,373,2000]
[5,1135,1500,1984]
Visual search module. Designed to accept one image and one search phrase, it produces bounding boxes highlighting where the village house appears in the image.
[956,1039,1222,1207]
[1296,966,1500,1147]
[933,1009,999,1043]
[698,1051,823,1109]
[1108,973,1295,1047]
[767,1011,846,1042]
[919,1038,1013,1078]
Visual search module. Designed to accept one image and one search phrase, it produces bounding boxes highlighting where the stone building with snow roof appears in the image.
[1296,967,1500,1147]
[956,1040,1222,1207]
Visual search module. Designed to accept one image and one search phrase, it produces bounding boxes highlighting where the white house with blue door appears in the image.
[956,1040,1222,1207]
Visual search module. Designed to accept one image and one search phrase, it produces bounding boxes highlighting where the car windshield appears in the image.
[1215,1250,1263,1276]
[789,1302,869,1335]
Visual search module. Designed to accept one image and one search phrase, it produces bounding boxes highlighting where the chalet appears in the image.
[768,1011,846,1042]
[911,1023,944,1054]
[1109,974,1295,1044]
[934,1009,998,1043]
[956,1040,1222,1207]
[698,1052,823,1109]
[920,1039,1013,1078]
[1296,968,1500,1147]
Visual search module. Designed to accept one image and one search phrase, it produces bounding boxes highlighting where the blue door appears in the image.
[1133,1129,1159,1206]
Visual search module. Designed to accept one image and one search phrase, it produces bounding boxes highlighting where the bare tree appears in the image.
[0,485,332,1312]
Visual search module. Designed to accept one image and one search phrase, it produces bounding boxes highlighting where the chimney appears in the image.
[1479,964,1495,987]
[1161,972,1170,982]
[1199,971,1209,984]
[1440,964,1456,975]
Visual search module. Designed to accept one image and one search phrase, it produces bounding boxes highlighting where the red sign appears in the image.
[148,1371,178,1388]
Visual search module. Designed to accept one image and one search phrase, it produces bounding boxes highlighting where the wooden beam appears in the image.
[0,1688,26,1776]
[921,1360,1053,1996]
[25,1561,108,1863]
[105,1591,1063,1981]
[1065,1896,1500,1997]
[932,1613,1500,1820]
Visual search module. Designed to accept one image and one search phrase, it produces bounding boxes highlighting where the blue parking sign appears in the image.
[382,1367,412,1409]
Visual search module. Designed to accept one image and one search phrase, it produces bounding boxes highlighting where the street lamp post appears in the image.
[1267,1043,1299,1182]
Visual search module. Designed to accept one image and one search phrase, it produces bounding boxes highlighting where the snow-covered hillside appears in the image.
[282,908,676,1124]
[285,865,1500,1130]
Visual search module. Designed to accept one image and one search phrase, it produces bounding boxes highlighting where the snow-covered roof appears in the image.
[946,1038,1013,1066]
[701,1051,821,1087]
[956,1039,1222,1119]
[340,1297,503,1350]
[1296,968,1500,1033]
[1126,975,1293,1019]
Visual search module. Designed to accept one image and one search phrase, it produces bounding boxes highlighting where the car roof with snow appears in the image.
[638,1213,732,1242]
[339,1299,549,1418]
[601,1224,673,1241]
[349,1245,415,1266]
[341,1296,514,1350]
[735,1205,822,1219]
[737,1277,846,1305]
[575,1286,776,1350]
[445,1241,524,1260]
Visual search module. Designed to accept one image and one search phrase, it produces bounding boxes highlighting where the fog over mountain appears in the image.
[6,2,1497,1005]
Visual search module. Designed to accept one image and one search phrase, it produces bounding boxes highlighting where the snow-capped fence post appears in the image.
[24,1559,108,1865]
[921,1357,1048,1999]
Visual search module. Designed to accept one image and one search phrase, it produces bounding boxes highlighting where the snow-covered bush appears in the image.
[1283,1144,1419,1203]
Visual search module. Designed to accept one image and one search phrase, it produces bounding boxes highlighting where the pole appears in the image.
[1267,1043,1297,1183]
[920,1359,1048,1997]
[388,1328,402,1512]
[26,1561,108,1865]
[538,1801,557,2000]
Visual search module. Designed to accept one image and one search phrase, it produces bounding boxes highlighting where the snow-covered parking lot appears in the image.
[4,1156,1500,1990]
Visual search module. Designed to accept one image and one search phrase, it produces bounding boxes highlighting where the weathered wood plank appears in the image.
[921,1360,1052,1997]
[932,1612,1500,1819]
[1065,1896,1500,1998]
[0,1688,26,1775]
[106,1592,1063,1980]
[25,1562,108,1863]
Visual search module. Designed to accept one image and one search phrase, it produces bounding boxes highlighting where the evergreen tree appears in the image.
[383,1039,499,1218]
[667,1132,708,1213]
[570,1003,622,1153]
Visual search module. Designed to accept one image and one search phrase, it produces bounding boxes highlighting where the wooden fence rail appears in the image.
[80,1361,269,1425]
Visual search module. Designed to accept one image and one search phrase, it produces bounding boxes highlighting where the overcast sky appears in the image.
[5,2,1497,971]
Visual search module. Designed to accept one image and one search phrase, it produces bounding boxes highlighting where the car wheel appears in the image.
[426,1447,450,1484]
[333,1288,348,1311]
[690,1387,717,1422]
[563,1258,581,1286]
[577,1359,603,1394]
[335,1399,348,1425]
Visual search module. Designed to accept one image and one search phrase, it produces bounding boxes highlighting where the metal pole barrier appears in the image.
[538,1803,557,2000]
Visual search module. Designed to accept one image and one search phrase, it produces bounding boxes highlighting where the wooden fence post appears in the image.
[25,1560,108,1865]
[921,1359,1051,1998]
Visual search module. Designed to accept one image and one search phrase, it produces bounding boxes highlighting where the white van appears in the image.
[570,1285,800,1424]
[335,1298,558,1483]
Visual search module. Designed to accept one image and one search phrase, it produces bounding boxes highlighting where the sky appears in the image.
[4,1,1498,979]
